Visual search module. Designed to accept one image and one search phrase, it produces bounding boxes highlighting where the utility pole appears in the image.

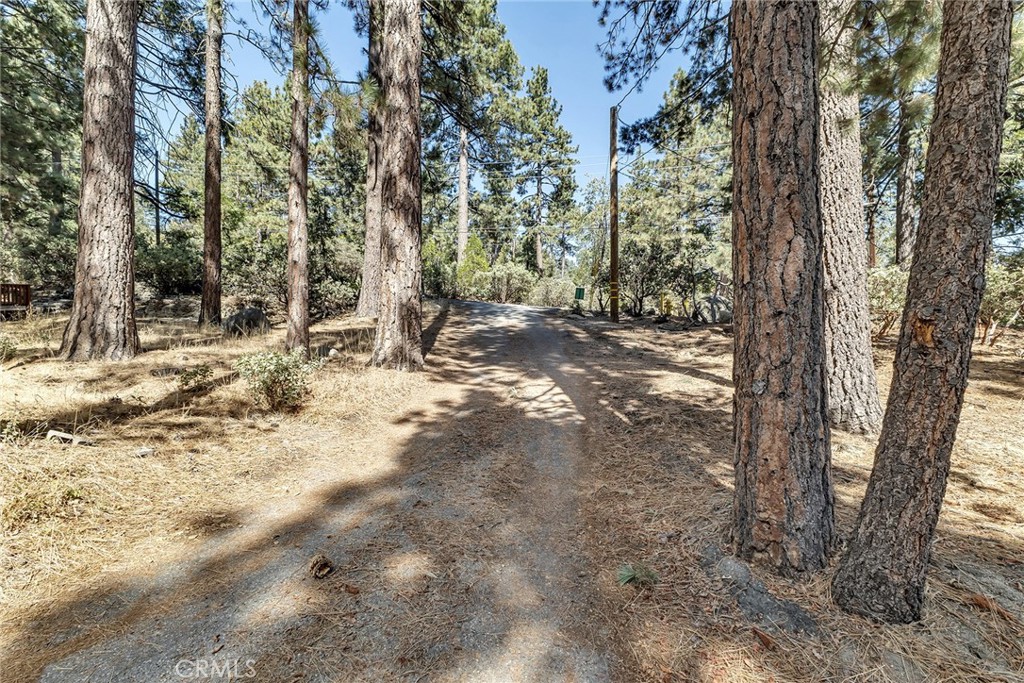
[154,148,161,246]
[609,106,620,323]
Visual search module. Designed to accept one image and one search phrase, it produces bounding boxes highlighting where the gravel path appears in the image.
[34,301,616,682]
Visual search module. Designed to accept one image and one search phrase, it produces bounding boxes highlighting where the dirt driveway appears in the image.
[12,301,621,682]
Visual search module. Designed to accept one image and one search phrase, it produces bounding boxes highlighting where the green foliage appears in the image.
[422,234,458,299]
[177,364,212,392]
[161,81,365,314]
[867,266,909,338]
[979,262,1024,329]
[620,232,681,316]
[0,0,83,288]
[617,563,659,588]
[456,235,491,298]
[235,350,321,411]
[528,276,576,308]
[0,334,16,363]
[476,262,537,304]
[135,226,203,295]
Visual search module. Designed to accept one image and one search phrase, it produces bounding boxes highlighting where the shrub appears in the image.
[0,334,16,362]
[235,350,320,411]
[476,262,537,304]
[528,276,577,308]
[177,364,212,392]
[978,262,1024,343]
[135,226,203,295]
[867,266,909,339]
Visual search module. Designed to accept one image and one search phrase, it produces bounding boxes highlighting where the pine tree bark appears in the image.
[199,0,223,326]
[534,173,543,273]
[60,0,140,361]
[833,0,1012,624]
[456,124,469,267]
[818,0,883,434]
[866,179,878,269]
[894,98,918,268]
[285,0,310,356]
[356,0,383,319]
[730,0,834,575]
[370,0,423,371]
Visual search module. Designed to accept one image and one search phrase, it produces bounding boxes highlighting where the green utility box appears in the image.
[574,287,585,300]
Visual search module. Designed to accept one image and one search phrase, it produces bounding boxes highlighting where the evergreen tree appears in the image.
[834,0,1013,624]
[511,67,577,274]
[370,0,424,370]
[199,0,224,325]
[286,0,311,355]
[61,0,141,360]
[731,0,834,575]
[0,0,83,287]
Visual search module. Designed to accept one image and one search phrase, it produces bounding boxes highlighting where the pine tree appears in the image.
[731,0,834,575]
[286,0,311,355]
[833,0,1013,624]
[370,0,424,370]
[60,0,140,360]
[356,0,384,318]
[818,0,883,434]
[511,67,577,274]
[199,0,224,326]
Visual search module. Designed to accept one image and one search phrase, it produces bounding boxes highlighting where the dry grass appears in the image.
[0,302,431,626]
[564,316,1024,682]
[1,302,1021,682]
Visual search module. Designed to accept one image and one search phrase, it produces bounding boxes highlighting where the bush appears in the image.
[177,364,212,392]
[135,226,203,295]
[867,266,909,339]
[476,262,537,304]
[528,276,577,308]
[235,349,320,411]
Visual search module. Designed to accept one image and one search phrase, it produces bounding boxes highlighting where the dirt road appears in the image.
[27,301,619,682]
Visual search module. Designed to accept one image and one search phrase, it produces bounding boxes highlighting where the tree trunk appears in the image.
[895,97,918,269]
[456,124,469,266]
[356,0,383,319]
[818,0,883,434]
[833,0,1012,624]
[865,178,878,269]
[199,0,223,326]
[370,0,423,371]
[60,0,140,361]
[534,173,543,273]
[49,149,64,236]
[285,0,310,356]
[730,0,834,576]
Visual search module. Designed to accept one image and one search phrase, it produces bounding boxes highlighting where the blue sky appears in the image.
[221,0,688,188]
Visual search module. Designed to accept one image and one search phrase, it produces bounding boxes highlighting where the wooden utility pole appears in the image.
[154,148,160,246]
[609,106,620,323]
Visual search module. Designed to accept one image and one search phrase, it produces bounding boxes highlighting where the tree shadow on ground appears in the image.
[2,302,1021,682]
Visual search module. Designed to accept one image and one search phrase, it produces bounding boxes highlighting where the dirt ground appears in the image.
[0,300,1022,682]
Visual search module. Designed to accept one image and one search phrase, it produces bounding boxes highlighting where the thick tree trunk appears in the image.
[285,0,310,356]
[818,0,883,434]
[199,0,223,326]
[456,124,469,267]
[833,0,1012,624]
[60,0,139,361]
[730,0,834,576]
[895,98,918,269]
[370,0,423,371]
[356,0,383,319]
